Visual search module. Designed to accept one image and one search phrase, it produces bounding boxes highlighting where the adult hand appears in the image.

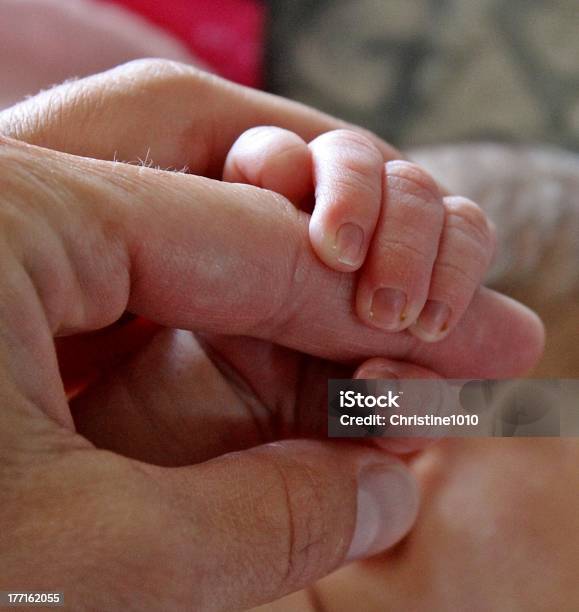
[0,60,543,611]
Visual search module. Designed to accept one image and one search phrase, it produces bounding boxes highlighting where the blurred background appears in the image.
[0,0,577,374]
[266,0,579,151]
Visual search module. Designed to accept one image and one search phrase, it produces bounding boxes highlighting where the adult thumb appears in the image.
[156,440,419,611]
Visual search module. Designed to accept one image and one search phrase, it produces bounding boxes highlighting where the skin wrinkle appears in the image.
[384,190,443,226]
[275,455,299,592]
[5,144,130,334]
[263,449,334,593]
[386,165,442,205]
[315,160,381,197]
[190,332,311,450]
[122,365,184,463]
[312,136,383,205]
[0,257,70,426]
[444,209,492,248]
[314,127,381,152]
[45,181,127,335]
[279,269,365,358]
[374,237,433,264]
[307,584,328,612]
[315,175,380,213]
[290,484,332,588]
[180,450,294,605]
[271,373,299,442]
[199,337,277,446]
[441,222,491,261]
[434,259,480,286]
[258,141,310,188]
[252,205,314,342]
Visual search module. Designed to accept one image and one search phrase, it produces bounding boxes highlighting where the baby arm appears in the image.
[223,127,495,343]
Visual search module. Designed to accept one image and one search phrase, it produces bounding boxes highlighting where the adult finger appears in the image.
[0,59,402,174]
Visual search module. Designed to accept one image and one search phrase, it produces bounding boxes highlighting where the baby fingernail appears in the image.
[335,223,364,267]
[370,288,407,330]
[413,300,450,341]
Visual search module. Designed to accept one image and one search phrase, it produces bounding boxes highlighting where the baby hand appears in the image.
[223,127,495,342]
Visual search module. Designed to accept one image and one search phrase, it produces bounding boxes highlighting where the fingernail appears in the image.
[356,360,400,381]
[412,300,451,342]
[370,288,407,329]
[347,464,419,562]
[335,223,364,267]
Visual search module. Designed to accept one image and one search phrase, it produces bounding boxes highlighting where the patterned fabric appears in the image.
[266,0,579,152]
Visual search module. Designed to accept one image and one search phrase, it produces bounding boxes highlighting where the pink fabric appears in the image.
[106,0,265,87]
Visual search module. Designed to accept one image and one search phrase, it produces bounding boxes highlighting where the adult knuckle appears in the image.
[117,57,190,82]
[111,60,222,131]
[112,58,218,102]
